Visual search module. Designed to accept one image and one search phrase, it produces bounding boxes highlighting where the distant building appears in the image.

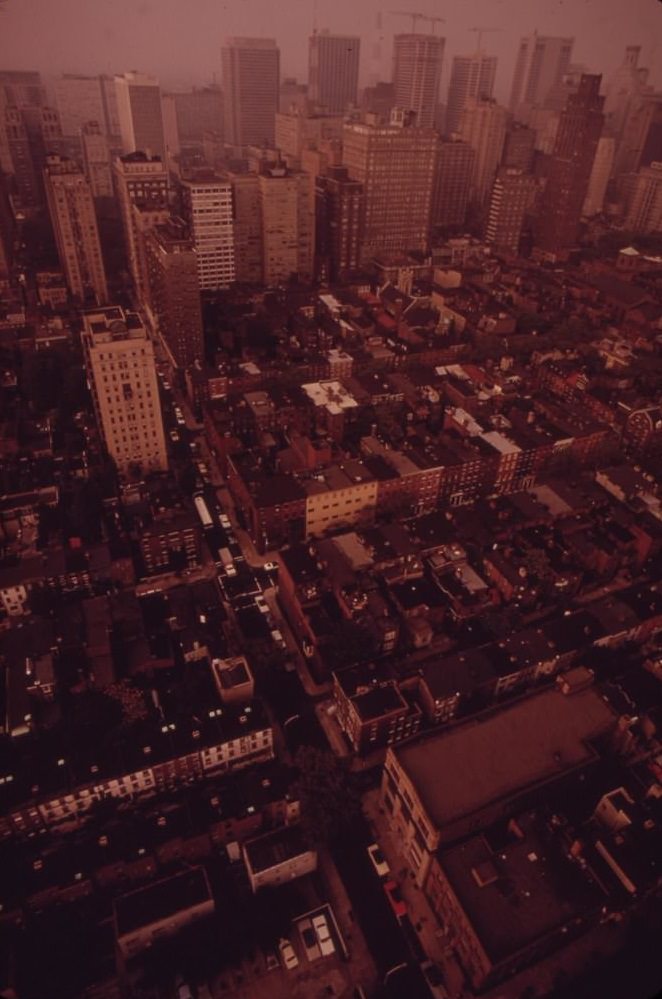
[222,37,280,148]
[114,71,166,161]
[501,122,536,172]
[275,110,343,167]
[81,121,113,200]
[229,170,263,283]
[583,134,615,216]
[509,33,574,115]
[308,30,360,112]
[43,154,108,303]
[623,162,662,233]
[392,33,445,129]
[113,150,169,293]
[173,86,223,148]
[432,138,475,228]
[53,74,106,138]
[258,162,313,285]
[82,306,168,478]
[181,172,236,289]
[361,81,395,121]
[485,167,537,255]
[446,51,497,136]
[315,165,363,281]
[144,219,204,368]
[458,97,508,206]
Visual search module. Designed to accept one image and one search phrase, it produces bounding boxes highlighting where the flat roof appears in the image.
[393,685,616,831]
[114,868,211,936]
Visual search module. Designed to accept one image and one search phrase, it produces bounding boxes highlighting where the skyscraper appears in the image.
[1,105,40,207]
[432,138,475,228]
[623,163,662,233]
[54,75,106,138]
[222,37,280,148]
[315,166,363,281]
[114,151,169,293]
[258,162,313,285]
[446,52,497,136]
[604,46,650,148]
[458,98,508,206]
[485,168,537,255]
[275,110,343,167]
[82,306,168,478]
[392,34,445,129]
[583,135,615,217]
[81,121,113,200]
[535,75,604,259]
[343,110,437,261]
[114,72,166,160]
[181,173,236,290]
[502,122,537,172]
[144,219,204,369]
[229,170,263,283]
[509,33,574,115]
[308,30,360,112]
[43,153,107,303]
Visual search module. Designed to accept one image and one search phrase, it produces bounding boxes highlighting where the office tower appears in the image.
[114,151,169,292]
[343,111,437,261]
[21,105,64,180]
[535,75,604,259]
[502,122,536,171]
[614,94,662,178]
[0,70,46,108]
[279,78,309,115]
[458,98,508,206]
[485,168,537,255]
[509,33,573,115]
[114,72,166,160]
[604,47,650,146]
[432,138,475,228]
[43,154,108,303]
[623,163,662,233]
[392,34,445,129]
[2,105,40,207]
[82,306,168,478]
[133,203,171,307]
[229,171,263,283]
[100,75,122,143]
[54,75,106,138]
[446,52,497,135]
[275,110,343,166]
[173,86,224,149]
[81,121,113,200]
[583,135,615,216]
[222,37,280,148]
[181,173,235,289]
[144,219,204,369]
[315,166,363,281]
[258,162,313,285]
[308,30,360,112]
[361,82,395,122]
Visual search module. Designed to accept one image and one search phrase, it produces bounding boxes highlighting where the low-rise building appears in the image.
[114,867,214,958]
[242,824,317,892]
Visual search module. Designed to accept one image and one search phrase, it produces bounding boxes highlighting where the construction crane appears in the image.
[389,11,446,33]
[468,26,502,50]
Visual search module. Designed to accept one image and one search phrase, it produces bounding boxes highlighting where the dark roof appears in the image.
[114,868,211,936]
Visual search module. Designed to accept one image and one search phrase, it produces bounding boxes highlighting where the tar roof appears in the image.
[393,685,616,831]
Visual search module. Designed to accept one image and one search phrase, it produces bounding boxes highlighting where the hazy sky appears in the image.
[1,0,661,100]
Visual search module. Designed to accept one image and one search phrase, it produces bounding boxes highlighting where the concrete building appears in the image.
[501,122,536,172]
[432,138,475,228]
[0,70,46,109]
[139,510,202,575]
[82,306,168,478]
[113,151,169,293]
[114,71,166,160]
[509,33,574,116]
[604,46,651,154]
[623,162,662,233]
[181,173,236,289]
[308,30,360,112]
[81,121,113,200]
[315,165,363,281]
[392,33,445,129]
[333,665,421,754]
[614,92,662,178]
[258,162,313,285]
[343,111,437,262]
[583,134,615,216]
[114,868,214,959]
[172,85,223,149]
[43,154,108,303]
[535,75,604,259]
[222,37,280,148]
[144,219,204,368]
[243,825,317,892]
[446,52,497,136]
[210,655,255,705]
[275,110,343,166]
[229,170,263,283]
[54,74,106,138]
[458,98,508,206]
[485,167,537,255]
[1,105,40,208]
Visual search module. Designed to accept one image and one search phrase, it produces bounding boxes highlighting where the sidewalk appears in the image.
[362,790,467,998]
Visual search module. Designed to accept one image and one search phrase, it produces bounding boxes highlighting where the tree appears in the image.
[293,746,362,847]
[104,680,149,727]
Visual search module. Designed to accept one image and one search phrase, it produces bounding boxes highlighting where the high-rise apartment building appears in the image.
[432,138,475,228]
[114,72,166,160]
[222,37,280,148]
[502,122,536,172]
[258,163,313,285]
[535,75,604,259]
[445,52,497,136]
[485,167,537,255]
[392,34,445,129]
[181,173,236,290]
[509,33,574,115]
[229,171,263,284]
[315,166,363,281]
[114,151,169,292]
[81,121,113,200]
[43,154,108,303]
[623,163,662,233]
[54,75,106,138]
[583,135,615,216]
[144,219,204,369]
[308,30,360,112]
[82,306,168,478]
[458,98,508,206]
[343,111,437,262]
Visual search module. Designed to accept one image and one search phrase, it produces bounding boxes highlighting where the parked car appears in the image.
[420,960,448,998]
[312,914,335,956]
[168,429,180,442]
[367,842,390,879]
[383,879,407,919]
[271,628,287,650]
[264,560,279,572]
[255,595,269,614]
[278,937,299,970]
[298,918,320,961]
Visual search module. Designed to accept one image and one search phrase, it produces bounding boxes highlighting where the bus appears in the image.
[194,494,213,530]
